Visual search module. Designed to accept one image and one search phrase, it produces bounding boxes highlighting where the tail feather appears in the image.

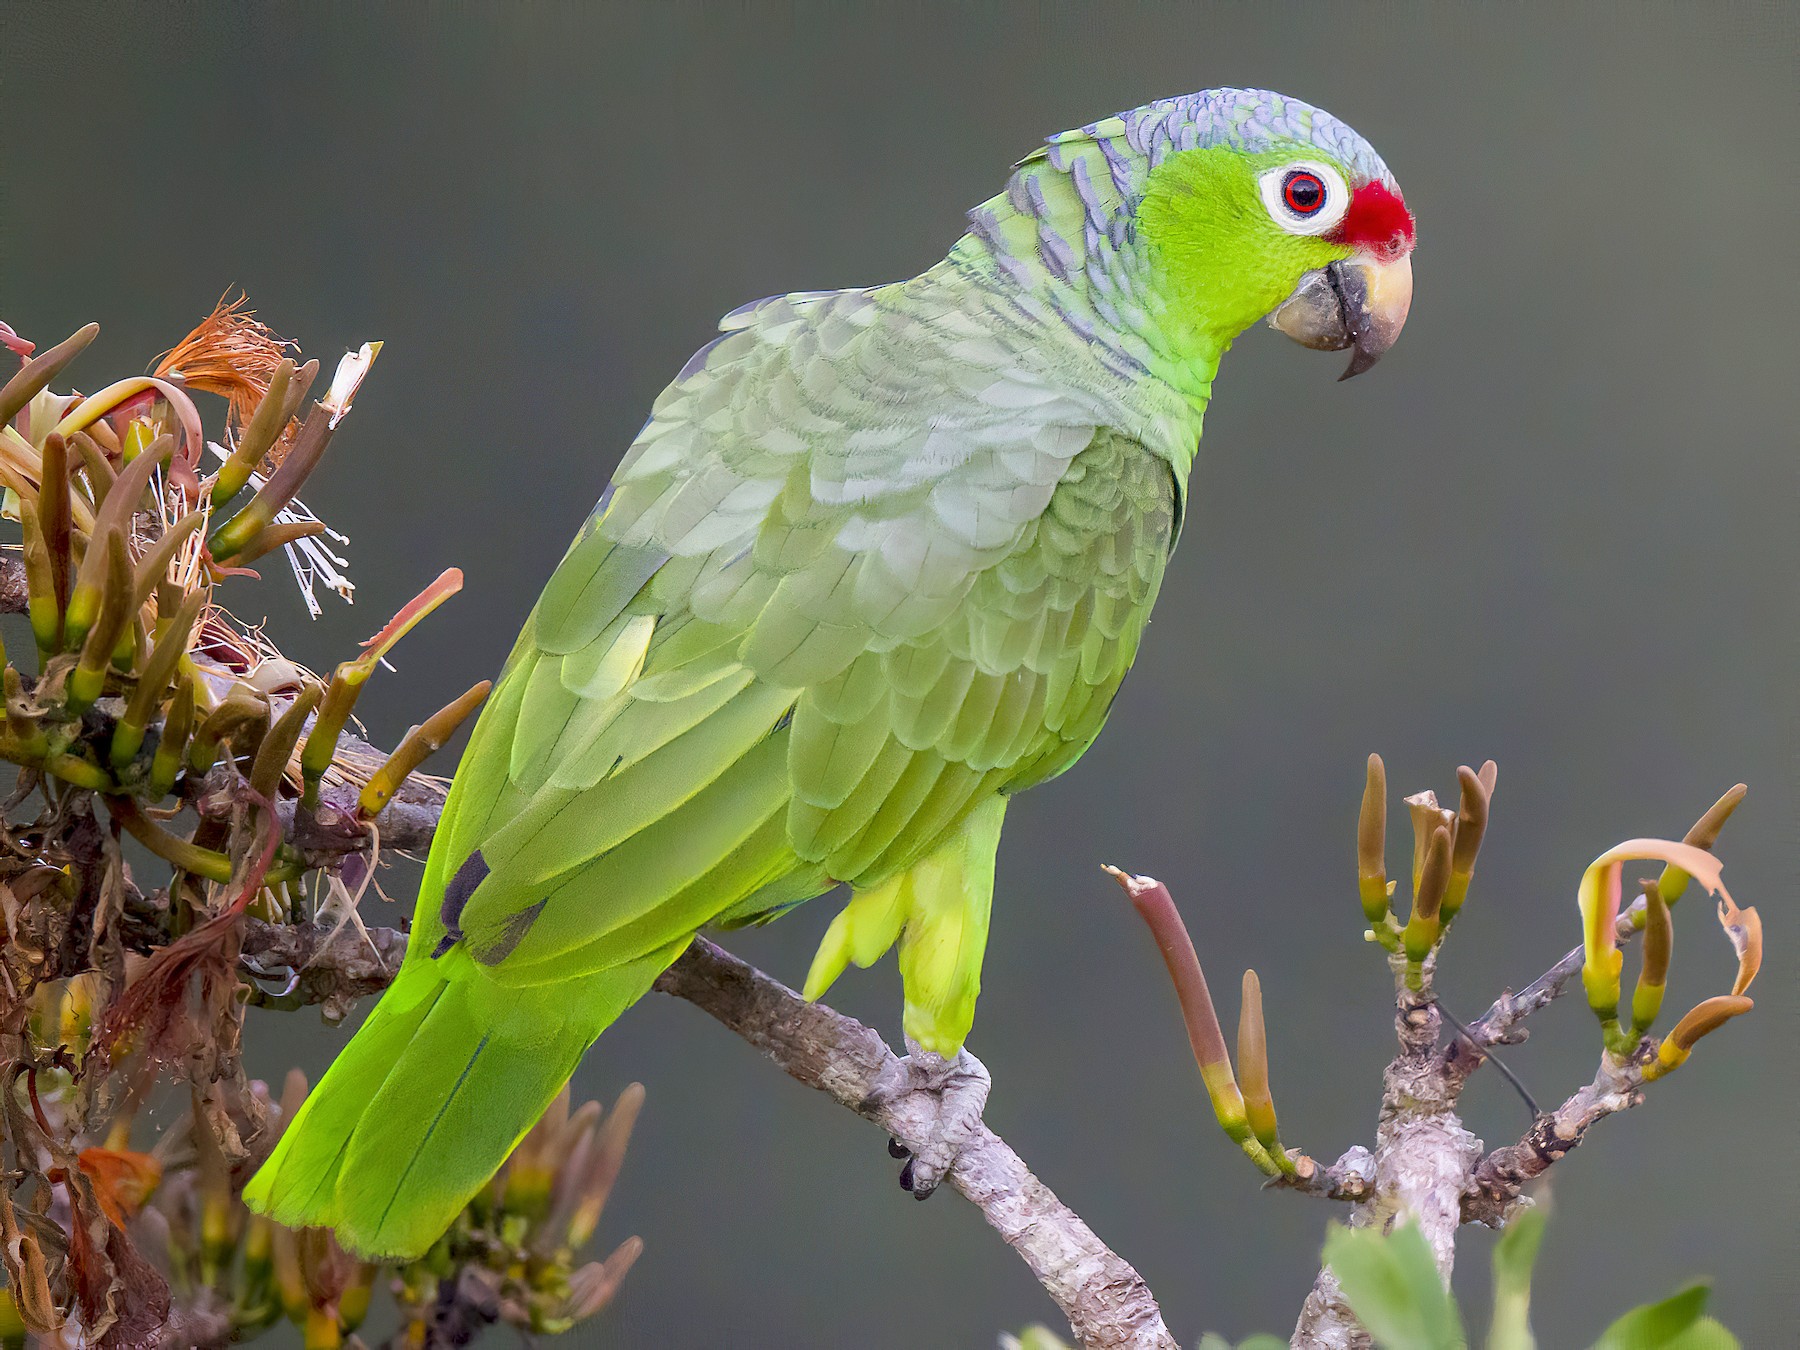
[244,939,685,1258]
[243,963,444,1227]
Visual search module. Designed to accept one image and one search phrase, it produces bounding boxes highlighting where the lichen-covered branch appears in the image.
[1289,801,1751,1350]
[239,915,407,1020]
[1270,1146,1375,1205]
[1291,978,1482,1350]
[276,739,449,861]
[1462,1056,1647,1226]
[1451,896,1648,1072]
[655,937,1180,1350]
[0,554,29,616]
[1112,761,1756,1350]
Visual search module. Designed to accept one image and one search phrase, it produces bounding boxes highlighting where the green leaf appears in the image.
[1196,1337,1233,1350]
[1235,1337,1290,1350]
[1000,1328,1073,1350]
[1671,1319,1741,1350]
[1487,1206,1548,1350]
[1323,1221,1467,1350]
[1590,1283,1739,1350]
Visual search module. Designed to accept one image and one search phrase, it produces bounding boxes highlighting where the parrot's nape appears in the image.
[244,86,1415,1257]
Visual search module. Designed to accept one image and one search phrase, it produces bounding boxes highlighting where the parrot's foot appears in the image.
[867,1040,991,1200]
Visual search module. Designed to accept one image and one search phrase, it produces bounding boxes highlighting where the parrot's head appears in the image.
[992,89,1414,383]
[1131,90,1415,380]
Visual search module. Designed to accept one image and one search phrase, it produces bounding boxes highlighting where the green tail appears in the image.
[242,939,684,1258]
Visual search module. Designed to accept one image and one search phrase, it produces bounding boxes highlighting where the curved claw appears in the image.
[869,1042,991,1199]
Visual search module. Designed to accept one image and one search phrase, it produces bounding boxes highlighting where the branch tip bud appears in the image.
[1357,754,1389,922]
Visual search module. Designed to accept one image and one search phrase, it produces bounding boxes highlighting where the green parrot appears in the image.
[245,86,1414,1256]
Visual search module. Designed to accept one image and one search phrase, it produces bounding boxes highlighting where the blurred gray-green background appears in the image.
[4,4,1795,1345]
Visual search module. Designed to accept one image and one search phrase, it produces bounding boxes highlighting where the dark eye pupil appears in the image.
[1284,173,1324,214]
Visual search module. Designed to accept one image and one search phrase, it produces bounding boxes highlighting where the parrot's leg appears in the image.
[804,796,1007,1194]
[870,1037,992,1199]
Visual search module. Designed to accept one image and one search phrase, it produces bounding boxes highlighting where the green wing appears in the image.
[254,271,1179,1257]
[427,284,1176,987]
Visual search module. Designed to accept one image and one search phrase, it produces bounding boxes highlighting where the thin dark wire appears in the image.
[1437,1001,1542,1119]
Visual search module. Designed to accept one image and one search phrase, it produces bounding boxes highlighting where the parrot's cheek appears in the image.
[1266,252,1412,380]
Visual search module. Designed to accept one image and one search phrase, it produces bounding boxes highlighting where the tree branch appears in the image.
[233,808,1177,1347]
[1107,761,1733,1350]
[1287,892,1681,1346]
[0,556,28,618]
[1447,898,1654,1226]
[654,937,1179,1350]
[1291,975,1482,1350]
[1455,896,1647,1063]
[1271,1146,1376,1205]
[1461,1056,1647,1226]
[239,915,406,1020]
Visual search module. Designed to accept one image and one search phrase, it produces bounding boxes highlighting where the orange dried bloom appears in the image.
[154,291,296,432]
[76,1146,162,1228]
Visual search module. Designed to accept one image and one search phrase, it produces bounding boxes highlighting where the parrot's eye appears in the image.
[1258,160,1351,236]
[1283,172,1325,214]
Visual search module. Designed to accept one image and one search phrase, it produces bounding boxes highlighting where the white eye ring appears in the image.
[1258,160,1351,236]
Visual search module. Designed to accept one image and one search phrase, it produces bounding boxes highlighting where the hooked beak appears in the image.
[1267,252,1414,381]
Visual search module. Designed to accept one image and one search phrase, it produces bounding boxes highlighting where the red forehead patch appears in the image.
[1331,181,1415,261]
